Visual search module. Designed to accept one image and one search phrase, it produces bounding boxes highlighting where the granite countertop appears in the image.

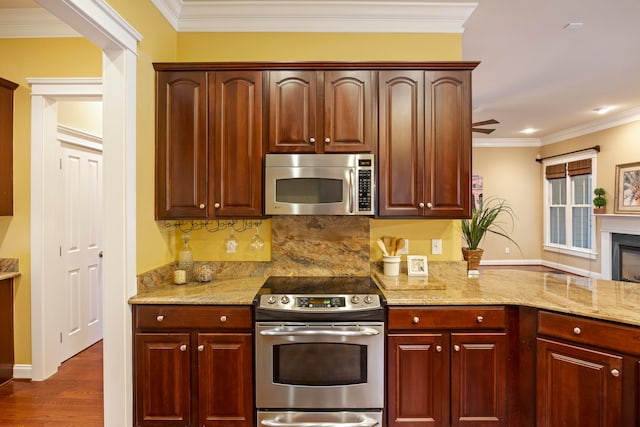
[129,266,640,327]
[374,268,640,327]
[0,272,20,281]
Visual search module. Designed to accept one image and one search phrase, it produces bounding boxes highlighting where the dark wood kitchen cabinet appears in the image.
[378,69,472,218]
[268,70,374,153]
[0,78,18,216]
[155,68,263,219]
[0,278,14,386]
[387,306,509,427]
[133,305,254,427]
[537,310,640,427]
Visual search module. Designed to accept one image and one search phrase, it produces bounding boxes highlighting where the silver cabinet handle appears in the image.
[426,202,433,209]
[573,327,581,335]
[454,345,461,352]
[309,137,316,144]
[220,315,227,323]
[199,203,205,209]
[418,202,425,208]
[261,416,378,426]
[324,137,331,143]
[198,345,204,352]
[476,316,484,323]
[611,369,620,377]
[435,345,442,353]
[156,315,164,322]
[214,202,221,208]
[179,344,187,352]
[412,316,420,324]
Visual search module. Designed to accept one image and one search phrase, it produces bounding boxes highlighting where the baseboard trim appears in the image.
[13,364,32,380]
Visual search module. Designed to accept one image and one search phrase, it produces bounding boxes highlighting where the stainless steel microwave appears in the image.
[264,153,375,216]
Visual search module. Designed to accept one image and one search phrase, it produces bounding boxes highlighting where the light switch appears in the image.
[431,239,442,255]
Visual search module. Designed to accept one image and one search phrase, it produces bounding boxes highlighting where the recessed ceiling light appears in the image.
[593,107,612,115]
[521,128,537,134]
[563,22,584,30]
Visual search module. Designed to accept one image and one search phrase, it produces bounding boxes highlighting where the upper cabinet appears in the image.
[0,78,18,216]
[378,69,472,218]
[268,70,374,153]
[155,68,263,220]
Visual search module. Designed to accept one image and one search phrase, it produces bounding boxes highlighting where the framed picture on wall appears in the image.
[407,255,428,276]
[614,161,640,214]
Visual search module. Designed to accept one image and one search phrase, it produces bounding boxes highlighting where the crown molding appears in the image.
[0,8,80,38]
[541,106,640,146]
[472,137,541,148]
[151,0,477,33]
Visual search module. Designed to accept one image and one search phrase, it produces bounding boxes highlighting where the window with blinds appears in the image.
[543,156,596,257]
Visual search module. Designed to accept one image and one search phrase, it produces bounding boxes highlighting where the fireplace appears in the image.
[612,233,640,282]
[600,215,640,280]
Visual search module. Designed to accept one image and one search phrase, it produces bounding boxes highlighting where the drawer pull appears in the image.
[179,344,187,352]
[454,345,461,352]
[412,316,420,324]
[476,315,484,323]
[611,369,620,377]
[435,345,442,353]
[198,345,204,352]
[573,327,582,335]
[156,315,164,322]
[199,203,205,209]
[220,315,227,323]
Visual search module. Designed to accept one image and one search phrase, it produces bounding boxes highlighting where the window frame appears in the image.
[542,152,598,259]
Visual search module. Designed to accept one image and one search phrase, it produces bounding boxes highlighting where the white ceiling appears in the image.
[4,0,640,145]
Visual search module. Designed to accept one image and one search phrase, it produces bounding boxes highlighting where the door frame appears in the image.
[30,1,141,426]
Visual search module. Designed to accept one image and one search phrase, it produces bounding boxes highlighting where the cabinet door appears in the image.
[537,338,623,427]
[268,70,318,153]
[387,333,448,427]
[210,71,263,217]
[424,70,472,218]
[156,71,209,219]
[134,333,191,427]
[323,70,374,153]
[0,279,13,385]
[377,70,425,217]
[0,79,17,216]
[451,333,507,427]
[198,333,253,427]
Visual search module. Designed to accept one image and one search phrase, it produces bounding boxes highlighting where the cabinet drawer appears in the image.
[135,305,252,331]
[538,311,640,356]
[388,306,506,331]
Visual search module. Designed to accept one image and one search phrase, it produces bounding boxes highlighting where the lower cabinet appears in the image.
[537,310,640,427]
[387,306,509,427]
[133,305,253,427]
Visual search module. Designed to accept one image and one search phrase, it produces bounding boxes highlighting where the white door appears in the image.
[59,139,104,361]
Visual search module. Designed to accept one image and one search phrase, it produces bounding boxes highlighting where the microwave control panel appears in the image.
[357,156,374,214]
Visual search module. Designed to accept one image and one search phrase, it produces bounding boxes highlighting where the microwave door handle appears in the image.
[349,169,355,214]
[260,327,380,337]
[261,416,379,427]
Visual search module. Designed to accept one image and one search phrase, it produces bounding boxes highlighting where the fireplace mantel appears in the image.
[599,214,640,279]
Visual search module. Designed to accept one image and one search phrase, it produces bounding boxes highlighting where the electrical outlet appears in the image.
[505,247,510,255]
[431,239,442,255]
[398,238,409,255]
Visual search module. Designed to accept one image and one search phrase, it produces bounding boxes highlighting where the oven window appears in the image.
[273,343,367,386]
[275,178,343,204]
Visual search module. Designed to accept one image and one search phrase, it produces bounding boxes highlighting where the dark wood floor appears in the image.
[0,341,103,427]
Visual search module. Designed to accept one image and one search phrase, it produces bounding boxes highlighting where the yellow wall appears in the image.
[0,38,102,364]
[472,146,544,261]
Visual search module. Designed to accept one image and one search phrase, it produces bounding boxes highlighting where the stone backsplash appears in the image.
[0,258,18,273]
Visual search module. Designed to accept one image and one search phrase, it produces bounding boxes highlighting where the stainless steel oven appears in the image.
[254,276,385,426]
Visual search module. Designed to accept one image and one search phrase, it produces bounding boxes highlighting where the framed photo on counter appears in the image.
[407,255,428,276]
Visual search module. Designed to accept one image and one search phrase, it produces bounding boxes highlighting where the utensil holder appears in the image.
[382,255,401,276]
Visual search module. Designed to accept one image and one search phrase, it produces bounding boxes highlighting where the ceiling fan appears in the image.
[472,119,499,134]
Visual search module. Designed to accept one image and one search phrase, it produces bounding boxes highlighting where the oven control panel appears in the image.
[259,294,381,311]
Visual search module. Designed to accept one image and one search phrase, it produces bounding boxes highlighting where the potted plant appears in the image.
[461,196,520,271]
[593,187,606,214]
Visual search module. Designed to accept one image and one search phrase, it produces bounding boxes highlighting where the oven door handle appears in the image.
[260,416,379,426]
[259,327,381,337]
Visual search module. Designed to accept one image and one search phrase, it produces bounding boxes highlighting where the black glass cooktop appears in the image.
[257,276,380,296]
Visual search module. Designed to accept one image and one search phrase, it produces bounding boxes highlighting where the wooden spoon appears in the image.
[383,236,393,255]
[395,238,405,255]
[376,238,389,256]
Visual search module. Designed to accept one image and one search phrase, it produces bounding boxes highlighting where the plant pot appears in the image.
[593,207,606,215]
[462,248,484,271]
